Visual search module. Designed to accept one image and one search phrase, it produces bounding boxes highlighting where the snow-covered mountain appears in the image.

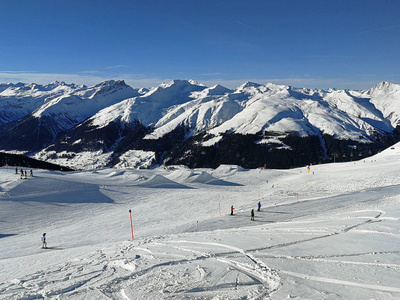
[0,81,84,125]
[31,80,141,130]
[1,80,400,170]
[88,79,207,129]
[0,80,141,151]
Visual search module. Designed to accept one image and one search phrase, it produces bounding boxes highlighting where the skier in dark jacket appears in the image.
[251,209,255,221]
[41,233,47,249]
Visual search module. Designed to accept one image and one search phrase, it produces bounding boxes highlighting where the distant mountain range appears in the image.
[1,79,400,170]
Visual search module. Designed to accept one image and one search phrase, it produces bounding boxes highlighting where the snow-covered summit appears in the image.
[362,82,400,127]
[30,80,140,131]
[206,84,232,96]
[237,81,262,90]
[367,81,400,95]
[145,79,205,98]
[0,81,86,126]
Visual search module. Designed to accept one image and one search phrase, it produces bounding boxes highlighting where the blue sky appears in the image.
[1,0,399,89]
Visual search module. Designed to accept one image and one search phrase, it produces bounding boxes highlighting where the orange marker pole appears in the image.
[129,209,134,240]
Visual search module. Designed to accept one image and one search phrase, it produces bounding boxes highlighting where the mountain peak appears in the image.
[147,80,206,99]
[238,81,261,90]
[90,80,136,98]
[98,80,128,88]
[207,84,231,95]
[368,81,400,95]
[160,79,205,89]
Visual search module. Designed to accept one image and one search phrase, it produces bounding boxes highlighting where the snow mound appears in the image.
[165,168,241,186]
[139,174,191,189]
[105,170,126,177]
[213,164,245,176]
[187,171,241,186]
[165,169,196,183]
[7,177,114,204]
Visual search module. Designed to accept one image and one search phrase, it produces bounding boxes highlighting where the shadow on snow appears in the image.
[0,233,17,239]
[5,177,114,204]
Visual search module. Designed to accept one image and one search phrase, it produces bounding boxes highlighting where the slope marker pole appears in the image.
[129,209,134,241]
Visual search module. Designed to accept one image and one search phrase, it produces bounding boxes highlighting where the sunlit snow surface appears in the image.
[1,144,400,299]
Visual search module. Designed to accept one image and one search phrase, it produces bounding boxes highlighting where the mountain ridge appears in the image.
[1,79,400,170]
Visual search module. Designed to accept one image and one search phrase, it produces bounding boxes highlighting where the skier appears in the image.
[230,205,234,215]
[251,209,255,221]
[41,233,47,249]
[257,201,261,212]
[30,169,33,177]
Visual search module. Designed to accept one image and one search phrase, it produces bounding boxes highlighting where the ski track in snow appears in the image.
[3,210,395,299]
[280,270,400,293]
[2,148,400,299]
[164,240,281,296]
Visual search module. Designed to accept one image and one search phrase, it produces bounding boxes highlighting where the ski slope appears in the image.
[1,144,400,299]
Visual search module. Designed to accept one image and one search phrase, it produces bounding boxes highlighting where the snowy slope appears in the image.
[1,144,400,299]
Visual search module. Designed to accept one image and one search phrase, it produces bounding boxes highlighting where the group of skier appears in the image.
[16,167,33,179]
[231,201,262,221]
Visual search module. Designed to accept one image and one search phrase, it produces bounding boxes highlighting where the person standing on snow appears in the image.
[41,233,47,249]
[231,205,234,215]
[257,201,261,211]
[251,209,255,221]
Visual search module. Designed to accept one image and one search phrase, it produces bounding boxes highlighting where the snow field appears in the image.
[1,145,400,299]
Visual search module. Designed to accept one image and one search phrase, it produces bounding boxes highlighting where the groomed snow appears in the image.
[1,144,400,299]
